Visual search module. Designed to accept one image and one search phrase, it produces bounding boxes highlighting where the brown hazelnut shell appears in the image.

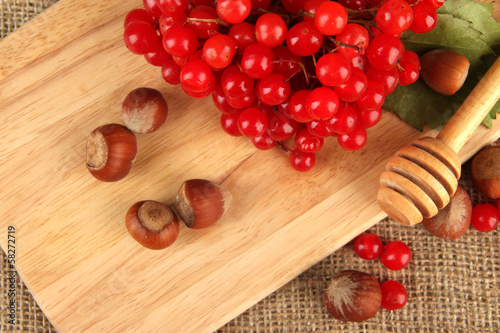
[420,49,470,96]
[125,200,179,250]
[86,123,137,182]
[422,185,472,240]
[175,179,232,229]
[121,87,168,134]
[323,270,382,322]
[471,145,500,199]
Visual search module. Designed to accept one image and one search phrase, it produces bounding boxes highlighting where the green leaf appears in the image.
[383,0,500,132]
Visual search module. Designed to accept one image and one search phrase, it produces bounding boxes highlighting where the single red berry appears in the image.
[217,0,251,24]
[410,2,438,34]
[157,0,189,14]
[306,87,339,121]
[401,50,421,69]
[356,80,385,110]
[306,119,335,138]
[143,0,163,18]
[365,66,399,95]
[353,233,383,260]
[334,68,368,103]
[314,1,348,35]
[251,131,276,150]
[471,203,500,232]
[212,83,243,114]
[337,125,367,151]
[366,33,405,71]
[238,107,268,138]
[162,25,199,58]
[327,103,358,135]
[202,34,237,69]
[180,59,215,94]
[380,280,408,311]
[124,21,160,55]
[159,11,188,35]
[335,23,370,59]
[240,43,275,79]
[295,129,324,153]
[272,45,303,78]
[398,60,420,86]
[221,65,255,99]
[315,53,352,87]
[228,22,257,52]
[288,90,313,123]
[375,0,414,35]
[286,21,323,57]
[161,59,182,85]
[257,73,291,106]
[381,241,412,271]
[255,13,288,48]
[355,104,382,128]
[267,112,300,141]
[220,112,243,136]
[124,9,156,28]
[226,92,256,109]
[290,149,316,172]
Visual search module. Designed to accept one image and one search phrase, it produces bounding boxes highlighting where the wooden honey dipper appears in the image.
[378,56,500,226]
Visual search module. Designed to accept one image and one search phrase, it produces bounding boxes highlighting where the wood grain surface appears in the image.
[0,1,499,332]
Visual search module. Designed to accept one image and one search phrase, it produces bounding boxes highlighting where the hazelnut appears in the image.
[420,49,470,96]
[125,200,180,250]
[323,270,382,322]
[121,87,168,134]
[86,123,137,182]
[471,145,500,199]
[422,185,472,240]
[175,179,232,229]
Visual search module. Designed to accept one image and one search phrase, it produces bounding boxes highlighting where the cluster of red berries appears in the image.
[123,0,444,171]
[353,233,411,310]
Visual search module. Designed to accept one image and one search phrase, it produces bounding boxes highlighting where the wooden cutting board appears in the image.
[1,1,499,332]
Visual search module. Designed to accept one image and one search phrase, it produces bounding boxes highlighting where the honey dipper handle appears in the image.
[436,56,500,153]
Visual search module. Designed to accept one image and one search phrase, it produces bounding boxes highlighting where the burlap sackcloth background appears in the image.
[1,1,499,331]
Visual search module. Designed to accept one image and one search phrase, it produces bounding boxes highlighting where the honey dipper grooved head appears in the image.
[377,137,462,225]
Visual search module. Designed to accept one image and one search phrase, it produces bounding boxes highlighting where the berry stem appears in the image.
[277,141,294,154]
[186,17,231,27]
